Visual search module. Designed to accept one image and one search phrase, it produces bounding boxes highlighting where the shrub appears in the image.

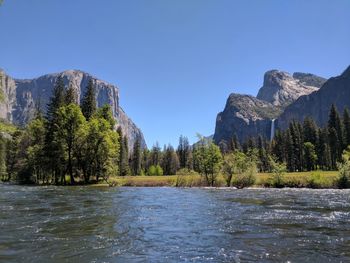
[148,165,163,176]
[337,161,350,189]
[270,161,287,188]
[231,164,257,189]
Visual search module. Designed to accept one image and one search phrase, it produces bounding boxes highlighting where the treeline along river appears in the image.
[0,185,349,262]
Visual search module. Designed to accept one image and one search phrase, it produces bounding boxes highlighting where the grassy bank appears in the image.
[102,171,340,188]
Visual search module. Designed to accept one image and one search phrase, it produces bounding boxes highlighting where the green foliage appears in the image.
[95,104,116,128]
[337,161,350,189]
[223,151,257,188]
[131,136,142,175]
[162,144,179,175]
[193,137,222,186]
[148,165,163,176]
[55,104,86,184]
[1,85,120,185]
[343,108,350,147]
[65,82,77,104]
[269,158,287,188]
[177,135,192,169]
[306,172,333,189]
[0,134,6,180]
[26,117,46,183]
[328,104,344,168]
[81,79,97,121]
[337,147,350,188]
[303,142,317,171]
[117,128,130,176]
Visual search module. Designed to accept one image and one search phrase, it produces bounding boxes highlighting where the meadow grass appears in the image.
[101,170,340,188]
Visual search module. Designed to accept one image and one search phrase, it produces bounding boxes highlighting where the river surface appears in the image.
[0,185,350,262]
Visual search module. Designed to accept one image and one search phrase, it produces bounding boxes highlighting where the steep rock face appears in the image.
[277,66,350,129]
[213,69,327,145]
[0,70,17,121]
[0,69,146,149]
[256,70,325,107]
[213,93,280,146]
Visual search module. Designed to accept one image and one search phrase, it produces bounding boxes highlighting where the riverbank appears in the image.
[99,171,340,188]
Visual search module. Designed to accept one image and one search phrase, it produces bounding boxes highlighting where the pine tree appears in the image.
[81,79,96,120]
[177,135,190,169]
[65,82,77,105]
[131,136,142,175]
[161,145,179,175]
[44,75,66,184]
[303,142,317,171]
[328,127,339,169]
[328,104,344,166]
[0,134,6,180]
[303,117,318,146]
[272,130,286,163]
[289,121,303,171]
[119,136,130,176]
[343,108,350,147]
[316,128,328,170]
[118,129,130,176]
[150,142,161,166]
[46,75,65,121]
[141,148,150,174]
[285,129,294,172]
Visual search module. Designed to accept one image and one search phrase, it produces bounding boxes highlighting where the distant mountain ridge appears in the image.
[0,69,146,149]
[214,68,330,147]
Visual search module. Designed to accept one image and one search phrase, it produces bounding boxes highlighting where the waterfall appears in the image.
[270,119,275,141]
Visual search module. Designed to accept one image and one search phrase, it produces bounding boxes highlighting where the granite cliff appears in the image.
[213,69,327,146]
[256,70,325,107]
[277,66,350,129]
[0,69,146,149]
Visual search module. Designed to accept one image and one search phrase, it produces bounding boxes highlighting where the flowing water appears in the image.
[0,185,350,262]
[270,119,275,141]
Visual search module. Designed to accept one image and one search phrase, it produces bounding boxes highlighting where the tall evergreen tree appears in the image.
[303,117,318,146]
[117,128,129,176]
[131,136,142,176]
[303,142,317,171]
[177,135,190,169]
[162,145,180,175]
[65,82,77,105]
[328,104,344,166]
[343,108,350,147]
[46,75,65,121]
[44,75,66,184]
[272,130,286,163]
[316,128,328,170]
[81,79,97,121]
[150,142,161,166]
[0,134,6,180]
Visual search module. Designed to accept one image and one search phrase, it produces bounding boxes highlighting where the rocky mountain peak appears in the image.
[256,70,325,107]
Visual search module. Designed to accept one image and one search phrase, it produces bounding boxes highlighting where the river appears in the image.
[0,185,349,262]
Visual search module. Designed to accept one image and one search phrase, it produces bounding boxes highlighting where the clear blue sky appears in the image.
[1,0,349,147]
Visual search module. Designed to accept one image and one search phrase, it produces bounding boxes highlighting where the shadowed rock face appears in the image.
[214,69,327,145]
[213,93,281,146]
[0,69,146,149]
[277,66,350,130]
